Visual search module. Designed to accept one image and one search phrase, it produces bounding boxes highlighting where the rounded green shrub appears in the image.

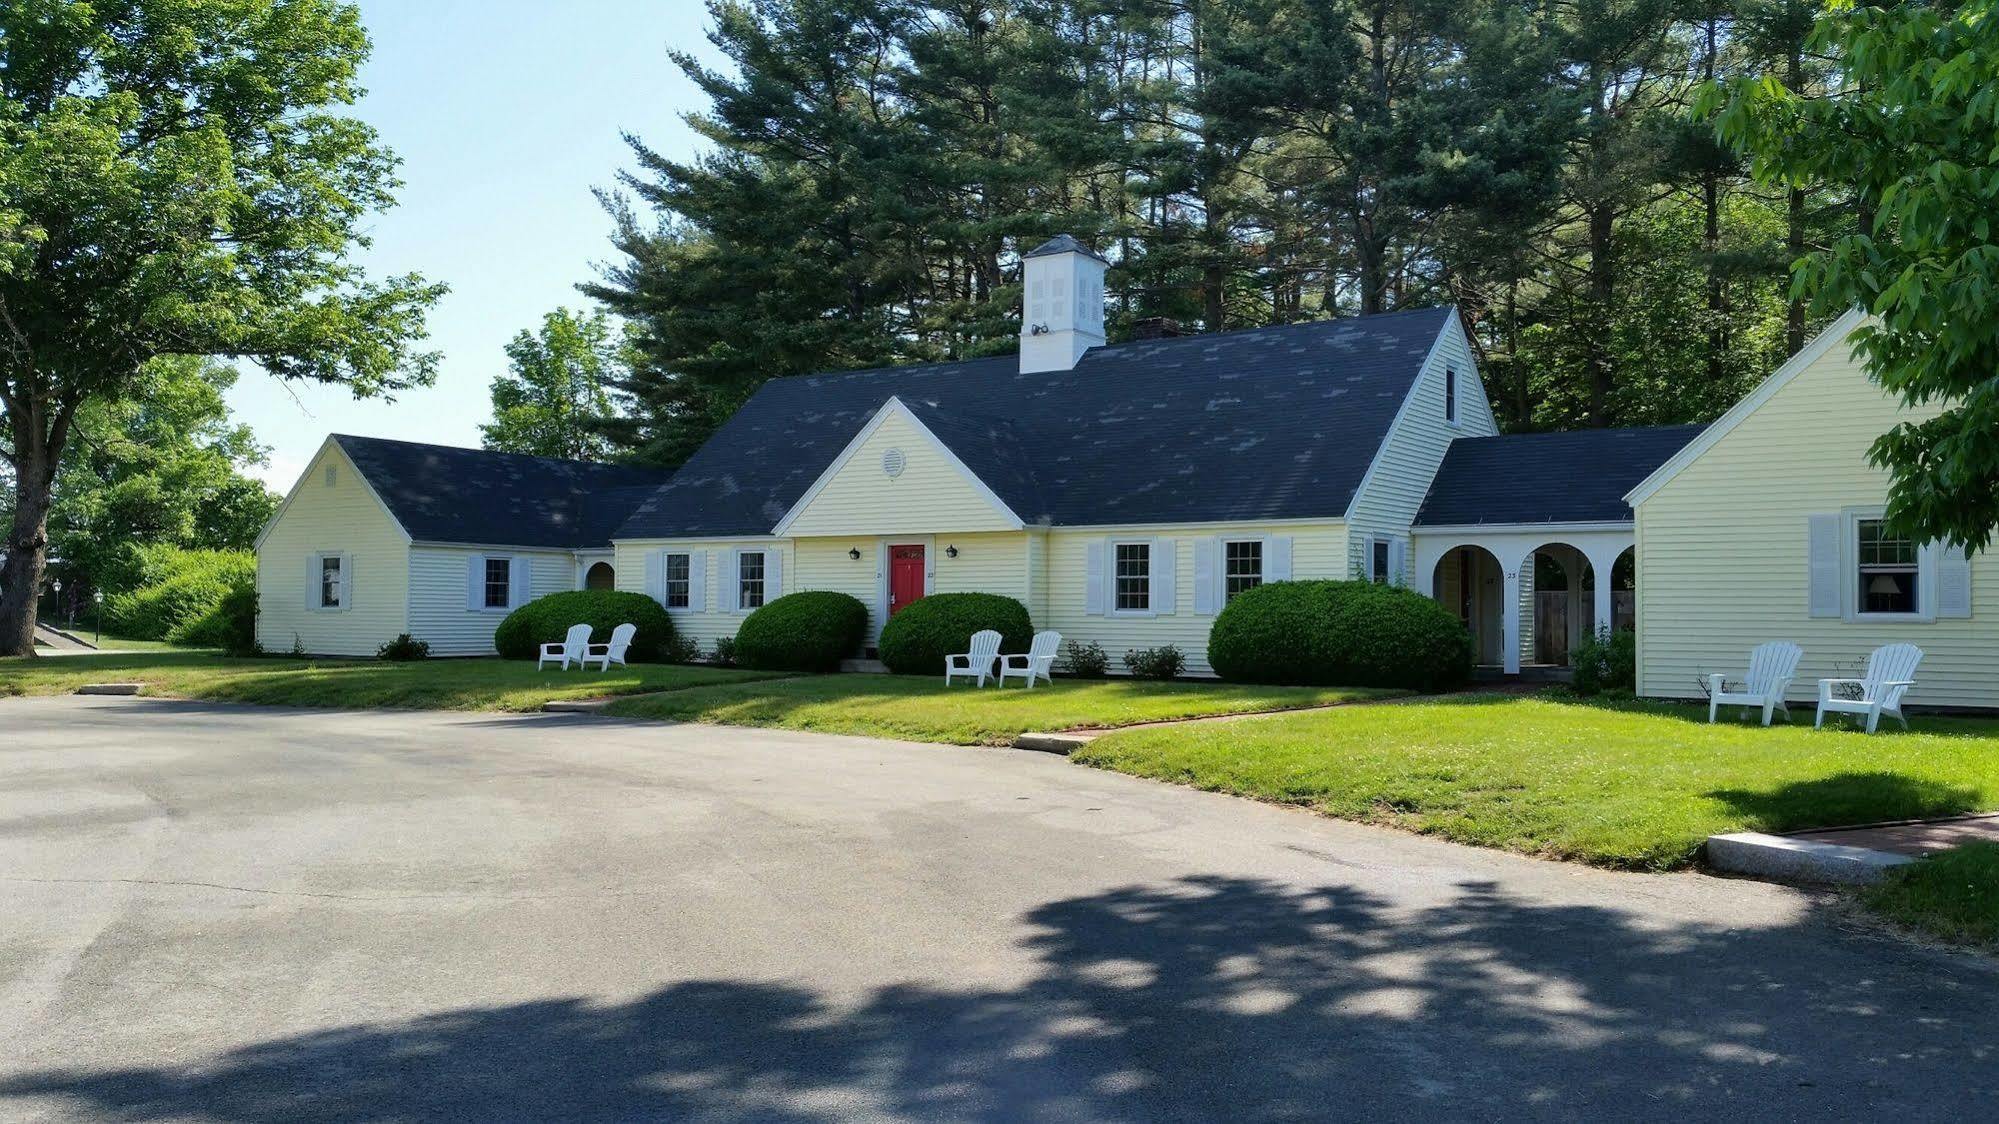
[734,590,869,672]
[104,550,255,641]
[493,590,677,662]
[165,582,259,654]
[1208,580,1473,691]
[1571,627,1636,695]
[877,592,1032,676]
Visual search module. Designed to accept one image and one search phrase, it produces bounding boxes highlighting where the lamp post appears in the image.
[93,591,104,648]
[51,578,69,630]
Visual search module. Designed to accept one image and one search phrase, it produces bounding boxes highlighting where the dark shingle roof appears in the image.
[616,307,1455,539]
[1024,233,1108,262]
[1412,425,1707,527]
[332,435,674,549]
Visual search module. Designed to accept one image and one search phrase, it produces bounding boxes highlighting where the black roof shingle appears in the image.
[1412,425,1706,528]
[616,307,1456,539]
[331,435,674,549]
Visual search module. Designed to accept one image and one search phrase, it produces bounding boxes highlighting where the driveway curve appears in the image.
[1,696,1993,1122]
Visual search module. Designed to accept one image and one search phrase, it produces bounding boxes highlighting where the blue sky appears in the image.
[226,2,723,489]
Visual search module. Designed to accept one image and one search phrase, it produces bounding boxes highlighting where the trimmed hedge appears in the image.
[877,592,1032,676]
[1208,580,1473,691]
[493,590,677,662]
[734,590,869,672]
[1571,627,1636,695]
[165,582,259,654]
[103,548,255,642]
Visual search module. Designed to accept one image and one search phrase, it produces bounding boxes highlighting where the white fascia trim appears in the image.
[408,540,572,553]
[1342,314,1456,523]
[253,436,413,552]
[613,534,783,547]
[1411,520,1633,536]
[767,396,1026,537]
[1624,307,1868,508]
[1051,515,1344,533]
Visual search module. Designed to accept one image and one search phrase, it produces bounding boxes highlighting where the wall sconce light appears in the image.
[945,545,959,559]
[849,547,862,561]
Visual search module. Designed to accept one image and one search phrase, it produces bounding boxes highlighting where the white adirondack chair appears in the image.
[538,623,594,671]
[945,629,1003,687]
[1707,641,1804,726]
[999,631,1062,689]
[585,623,637,671]
[1816,643,1924,734]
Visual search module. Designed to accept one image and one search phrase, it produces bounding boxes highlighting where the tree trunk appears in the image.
[1786,184,1806,354]
[1586,202,1616,427]
[0,439,57,657]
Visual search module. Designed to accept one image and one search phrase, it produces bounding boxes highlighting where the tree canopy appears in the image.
[1707,0,1999,553]
[480,308,622,461]
[592,0,1857,469]
[0,0,443,653]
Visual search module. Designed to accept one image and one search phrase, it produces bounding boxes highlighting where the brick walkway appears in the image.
[1789,813,1999,857]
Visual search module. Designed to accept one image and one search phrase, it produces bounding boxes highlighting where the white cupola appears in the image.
[1019,234,1108,374]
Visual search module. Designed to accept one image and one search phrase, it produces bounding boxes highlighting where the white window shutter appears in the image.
[307,556,320,610]
[510,555,531,608]
[1193,538,1220,615]
[1937,542,1973,618]
[1807,514,1842,618]
[765,550,783,600]
[722,550,740,613]
[1084,540,1106,616]
[689,551,708,611]
[1267,536,1293,581]
[1389,539,1407,588]
[465,556,483,611]
[1152,539,1176,614]
[339,554,353,611]
[644,550,665,603]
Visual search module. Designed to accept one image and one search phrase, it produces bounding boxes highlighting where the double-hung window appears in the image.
[483,558,512,609]
[1114,542,1151,612]
[1856,519,1919,615]
[1371,539,1392,585]
[738,551,766,610]
[664,553,691,609]
[1224,540,1262,602]
[319,555,344,609]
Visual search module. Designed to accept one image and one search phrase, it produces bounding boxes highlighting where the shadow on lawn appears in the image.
[1708,771,1985,833]
[5,875,1994,1120]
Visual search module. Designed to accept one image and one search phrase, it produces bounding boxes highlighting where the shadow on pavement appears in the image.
[3,875,1995,1120]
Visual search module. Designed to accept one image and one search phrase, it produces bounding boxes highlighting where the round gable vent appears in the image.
[882,448,907,479]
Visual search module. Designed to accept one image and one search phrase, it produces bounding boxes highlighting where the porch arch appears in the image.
[1412,525,1635,675]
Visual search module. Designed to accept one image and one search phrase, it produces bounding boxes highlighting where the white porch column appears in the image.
[1584,545,1626,638]
[1502,565,1522,675]
[1592,580,1613,640]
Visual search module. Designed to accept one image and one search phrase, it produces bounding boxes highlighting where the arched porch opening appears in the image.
[584,561,616,591]
[1529,543,1596,667]
[1610,548,1635,633]
[1432,545,1507,667]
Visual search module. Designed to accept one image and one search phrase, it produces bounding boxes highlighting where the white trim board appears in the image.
[1412,520,1633,536]
[253,436,413,553]
[768,396,1027,537]
[1624,307,1868,508]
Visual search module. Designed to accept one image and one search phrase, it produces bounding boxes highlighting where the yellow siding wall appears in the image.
[408,547,576,656]
[255,443,410,656]
[613,539,793,653]
[1636,331,1999,708]
[791,537,885,637]
[1044,523,1347,676]
[1346,317,1497,584]
[785,532,1028,643]
[782,410,1020,537]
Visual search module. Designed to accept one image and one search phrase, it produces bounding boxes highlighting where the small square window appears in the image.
[1372,539,1392,585]
[739,551,766,610]
[484,558,512,609]
[665,553,691,609]
[1225,540,1262,601]
[1115,543,1150,612]
[1856,519,1918,615]
[319,555,343,609]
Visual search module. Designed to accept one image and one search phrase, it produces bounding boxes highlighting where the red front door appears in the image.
[889,545,926,616]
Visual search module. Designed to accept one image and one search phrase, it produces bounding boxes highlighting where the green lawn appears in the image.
[603,675,1397,745]
[1075,692,1999,871]
[0,652,788,712]
[1861,842,1999,948]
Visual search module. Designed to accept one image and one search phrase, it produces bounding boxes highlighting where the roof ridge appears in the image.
[332,433,673,477]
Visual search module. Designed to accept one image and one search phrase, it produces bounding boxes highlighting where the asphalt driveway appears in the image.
[1,696,1994,1122]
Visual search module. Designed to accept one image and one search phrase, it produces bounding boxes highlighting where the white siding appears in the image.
[255,442,410,656]
[1346,315,1498,584]
[782,408,1019,537]
[613,539,793,654]
[407,547,574,656]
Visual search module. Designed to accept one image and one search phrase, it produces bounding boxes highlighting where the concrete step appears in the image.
[1012,732,1097,755]
[75,683,143,696]
[1705,831,1913,885]
[839,658,889,674]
